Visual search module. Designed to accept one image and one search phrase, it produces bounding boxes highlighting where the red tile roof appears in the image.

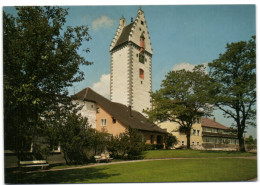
[201,117,230,130]
[74,87,166,134]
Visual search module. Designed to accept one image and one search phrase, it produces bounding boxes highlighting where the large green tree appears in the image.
[208,36,256,152]
[145,65,213,149]
[3,6,91,159]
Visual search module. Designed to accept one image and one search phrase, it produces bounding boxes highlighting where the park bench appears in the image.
[94,153,113,163]
[19,160,49,170]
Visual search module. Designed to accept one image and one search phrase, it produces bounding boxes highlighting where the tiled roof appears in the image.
[74,87,166,134]
[201,117,230,130]
[112,22,134,50]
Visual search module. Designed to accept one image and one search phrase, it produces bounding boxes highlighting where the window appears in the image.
[193,129,196,135]
[139,53,144,63]
[150,135,154,144]
[141,81,143,84]
[91,104,94,108]
[136,53,138,57]
[192,141,195,145]
[206,138,210,143]
[139,28,141,31]
[197,142,200,146]
[141,20,144,25]
[96,107,100,113]
[197,130,200,136]
[101,119,107,126]
[203,127,206,132]
[182,141,185,146]
[139,69,144,79]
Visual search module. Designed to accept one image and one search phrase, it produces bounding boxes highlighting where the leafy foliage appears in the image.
[145,65,213,148]
[3,6,92,159]
[208,36,256,151]
[107,128,145,159]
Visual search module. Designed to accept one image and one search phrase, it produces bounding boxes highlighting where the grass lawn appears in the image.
[143,149,256,159]
[5,158,257,183]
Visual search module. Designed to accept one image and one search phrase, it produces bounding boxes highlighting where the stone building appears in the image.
[110,9,152,114]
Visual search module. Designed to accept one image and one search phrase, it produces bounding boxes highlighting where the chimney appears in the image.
[128,105,133,117]
[213,117,216,122]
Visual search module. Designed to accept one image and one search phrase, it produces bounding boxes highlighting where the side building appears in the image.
[74,87,167,146]
[156,117,239,150]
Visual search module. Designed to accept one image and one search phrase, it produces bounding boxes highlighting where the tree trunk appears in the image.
[186,133,191,149]
[238,133,246,152]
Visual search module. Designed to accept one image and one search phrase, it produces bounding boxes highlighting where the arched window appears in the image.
[139,69,144,79]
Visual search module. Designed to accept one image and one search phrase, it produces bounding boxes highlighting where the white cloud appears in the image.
[92,15,114,31]
[91,74,110,99]
[172,62,208,72]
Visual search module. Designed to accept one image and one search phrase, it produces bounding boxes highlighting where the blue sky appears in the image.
[3,5,256,137]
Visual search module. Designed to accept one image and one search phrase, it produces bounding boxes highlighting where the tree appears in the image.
[107,128,145,159]
[145,65,213,149]
[3,6,91,160]
[208,36,256,152]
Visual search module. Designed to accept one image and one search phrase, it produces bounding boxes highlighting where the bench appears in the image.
[94,153,113,163]
[19,160,49,170]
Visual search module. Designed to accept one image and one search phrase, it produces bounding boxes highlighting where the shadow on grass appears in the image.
[5,167,120,184]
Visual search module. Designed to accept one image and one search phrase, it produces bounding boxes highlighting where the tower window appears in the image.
[139,69,144,79]
[141,21,144,25]
[139,28,141,31]
[139,53,144,63]
[136,53,138,57]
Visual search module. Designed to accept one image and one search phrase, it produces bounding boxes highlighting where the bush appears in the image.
[156,144,164,149]
[144,144,156,150]
[165,134,178,149]
[107,127,145,159]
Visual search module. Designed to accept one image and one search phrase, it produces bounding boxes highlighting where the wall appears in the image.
[157,120,203,148]
[95,105,126,136]
[110,45,130,106]
[74,100,97,128]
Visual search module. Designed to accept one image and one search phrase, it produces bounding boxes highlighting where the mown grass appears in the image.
[5,158,257,183]
[143,149,256,159]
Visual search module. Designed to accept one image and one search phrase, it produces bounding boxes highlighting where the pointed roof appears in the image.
[201,117,230,130]
[112,22,134,50]
[74,87,166,134]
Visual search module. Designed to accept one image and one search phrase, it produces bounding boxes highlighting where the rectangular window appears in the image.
[197,142,200,145]
[96,108,100,113]
[193,129,196,135]
[206,138,210,143]
[101,119,107,126]
[203,127,206,132]
[192,141,195,145]
[197,130,200,136]
[182,141,185,146]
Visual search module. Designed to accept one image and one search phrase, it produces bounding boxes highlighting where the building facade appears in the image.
[110,9,152,114]
[157,117,239,150]
[74,87,166,145]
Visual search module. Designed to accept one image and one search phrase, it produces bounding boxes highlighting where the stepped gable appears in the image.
[201,117,230,130]
[112,22,134,50]
[74,87,166,134]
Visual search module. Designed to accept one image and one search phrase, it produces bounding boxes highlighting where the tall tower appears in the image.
[110,9,152,114]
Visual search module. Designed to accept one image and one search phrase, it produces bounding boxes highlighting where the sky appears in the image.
[2,4,256,138]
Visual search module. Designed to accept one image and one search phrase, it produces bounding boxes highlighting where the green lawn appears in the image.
[6,158,257,183]
[143,149,256,159]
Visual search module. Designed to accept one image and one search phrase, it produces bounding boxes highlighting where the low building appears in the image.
[156,117,239,150]
[74,87,167,146]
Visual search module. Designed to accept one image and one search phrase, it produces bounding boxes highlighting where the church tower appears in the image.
[110,9,152,114]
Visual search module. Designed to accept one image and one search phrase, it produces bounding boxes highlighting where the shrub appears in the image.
[107,127,145,159]
[165,133,178,149]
